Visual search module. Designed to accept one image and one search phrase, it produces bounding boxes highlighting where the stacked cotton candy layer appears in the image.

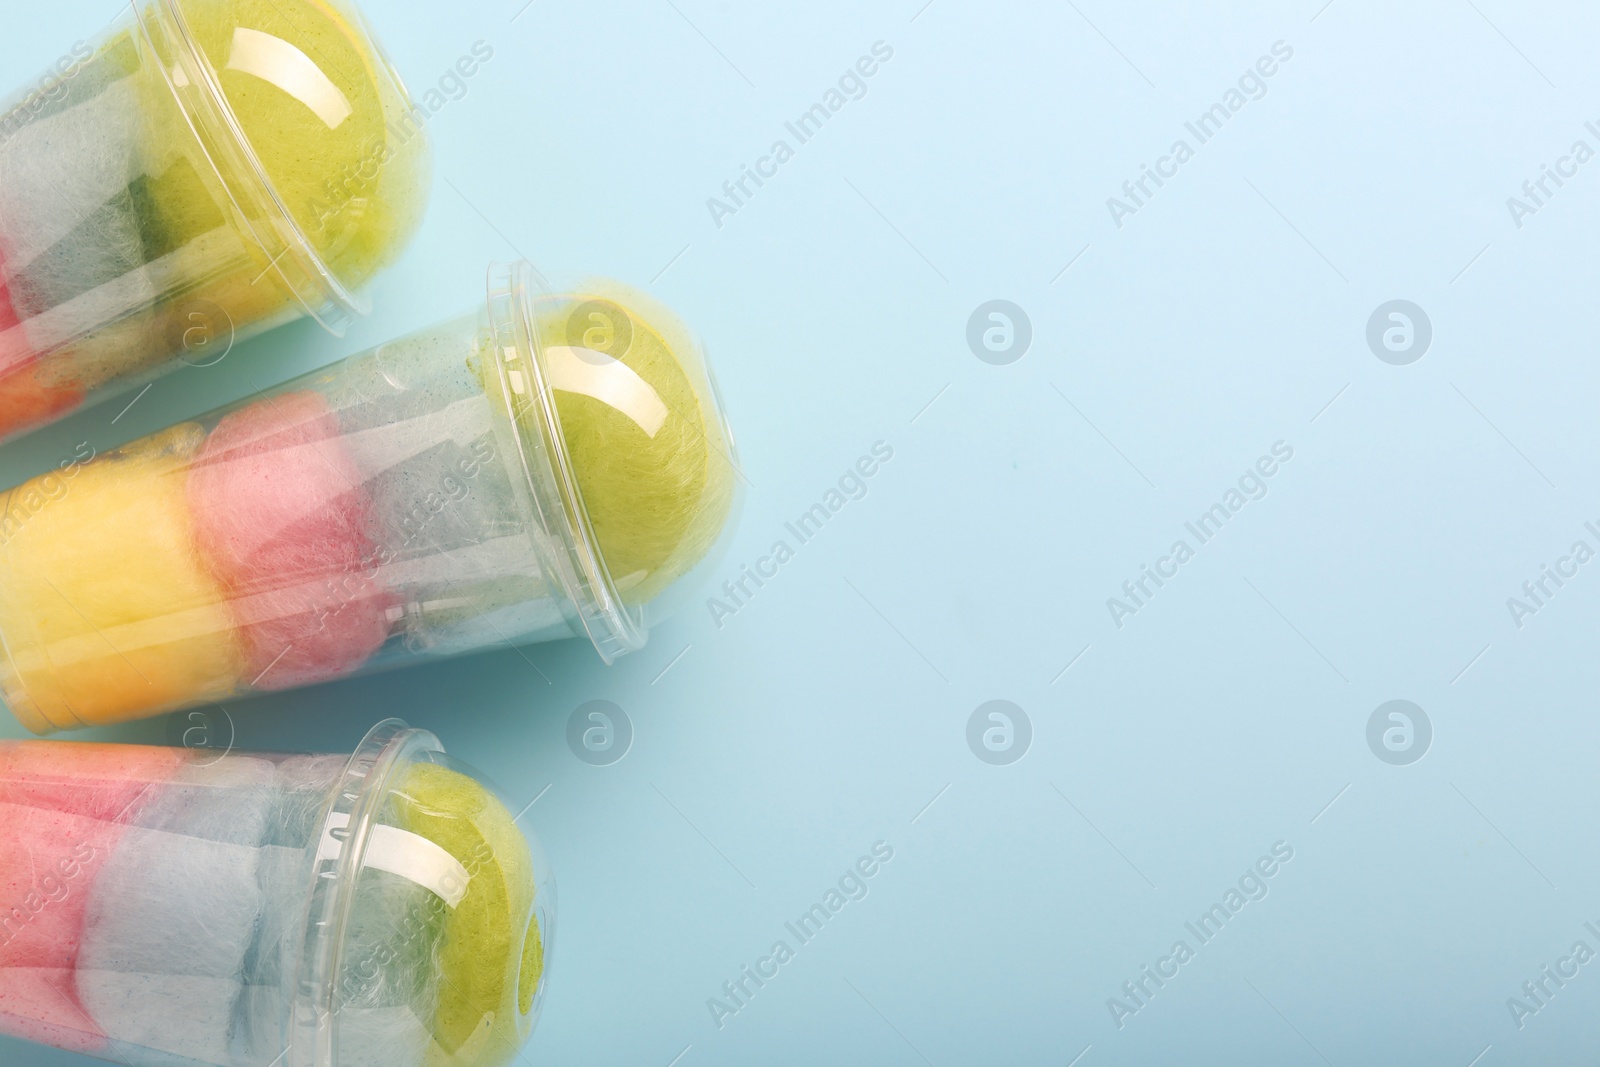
[0,741,543,1067]
[0,742,181,1056]
[189,391,395,690]
[0,391,394,730]
[0,35,149,331]
[77,757,283,1064]
[0,27,203,437]
[0,241,81,436]
[384,761,543,1067]
[0,425,246,729]
[174,0,432,289]
[329,318,576,656]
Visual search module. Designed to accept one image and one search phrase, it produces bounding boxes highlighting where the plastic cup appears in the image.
[0,260,743,732]
[0,718,554,1067]
[0,0,431,440]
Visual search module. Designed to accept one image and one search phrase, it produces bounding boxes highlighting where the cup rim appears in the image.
[481,259,647,663]
[291,718,440,1067]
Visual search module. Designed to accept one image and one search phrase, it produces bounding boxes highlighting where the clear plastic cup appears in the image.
[0,0,431,440]
[0,260,743,732]
[0,718,555,1067]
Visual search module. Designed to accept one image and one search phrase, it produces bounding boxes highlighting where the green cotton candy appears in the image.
[170,0,431,288]
[386,761,541,1067]
[530,287,737,606]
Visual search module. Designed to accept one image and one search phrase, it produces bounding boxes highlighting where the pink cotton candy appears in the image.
[0,741,179,821]
[0,800,111,1055]
[0,245,17,332]
[189,390,394,689]
[0,742,180,1053]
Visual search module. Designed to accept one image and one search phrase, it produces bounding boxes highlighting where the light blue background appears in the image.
[6,0,1600,1063]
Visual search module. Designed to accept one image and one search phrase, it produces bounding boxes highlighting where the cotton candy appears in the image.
[189,391,395,689]
[0,76,150,318]
[362,432,563,652]
[231,755,345,1063]
[0,425,245,730]
[172,0,431,289]
[386,762,540,1067]
[331,325,571,652]
[0,363,82,440]
[0,804,118,1051]
[0,742,179,1053]
[533,287,735,606]
[0,741,181,822]
[334,864,444,1067]
[0,39,149,431]
[77,758,276,1065]
[0,734,546,1067]
[0,258,16,331]
[0,240,82,470]
[125,754,277,844]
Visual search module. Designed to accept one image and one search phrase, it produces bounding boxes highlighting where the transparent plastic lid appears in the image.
[152,0,432,326]
[486,262,744,661]
[303,719,554,1067]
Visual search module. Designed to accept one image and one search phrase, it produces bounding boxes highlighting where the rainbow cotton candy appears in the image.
[189,391,395,688]
[0,268,741,729]
[0,0,432,443]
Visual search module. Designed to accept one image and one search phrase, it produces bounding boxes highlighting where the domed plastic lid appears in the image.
[295,720,554,1067]
[485,261,744,661]
[138,0,431,331]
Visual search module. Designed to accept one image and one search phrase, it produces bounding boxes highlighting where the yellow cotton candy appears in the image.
[0,425,244,732]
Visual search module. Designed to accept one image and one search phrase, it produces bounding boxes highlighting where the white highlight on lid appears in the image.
[544,346,669,437]
[226,27,353,129]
